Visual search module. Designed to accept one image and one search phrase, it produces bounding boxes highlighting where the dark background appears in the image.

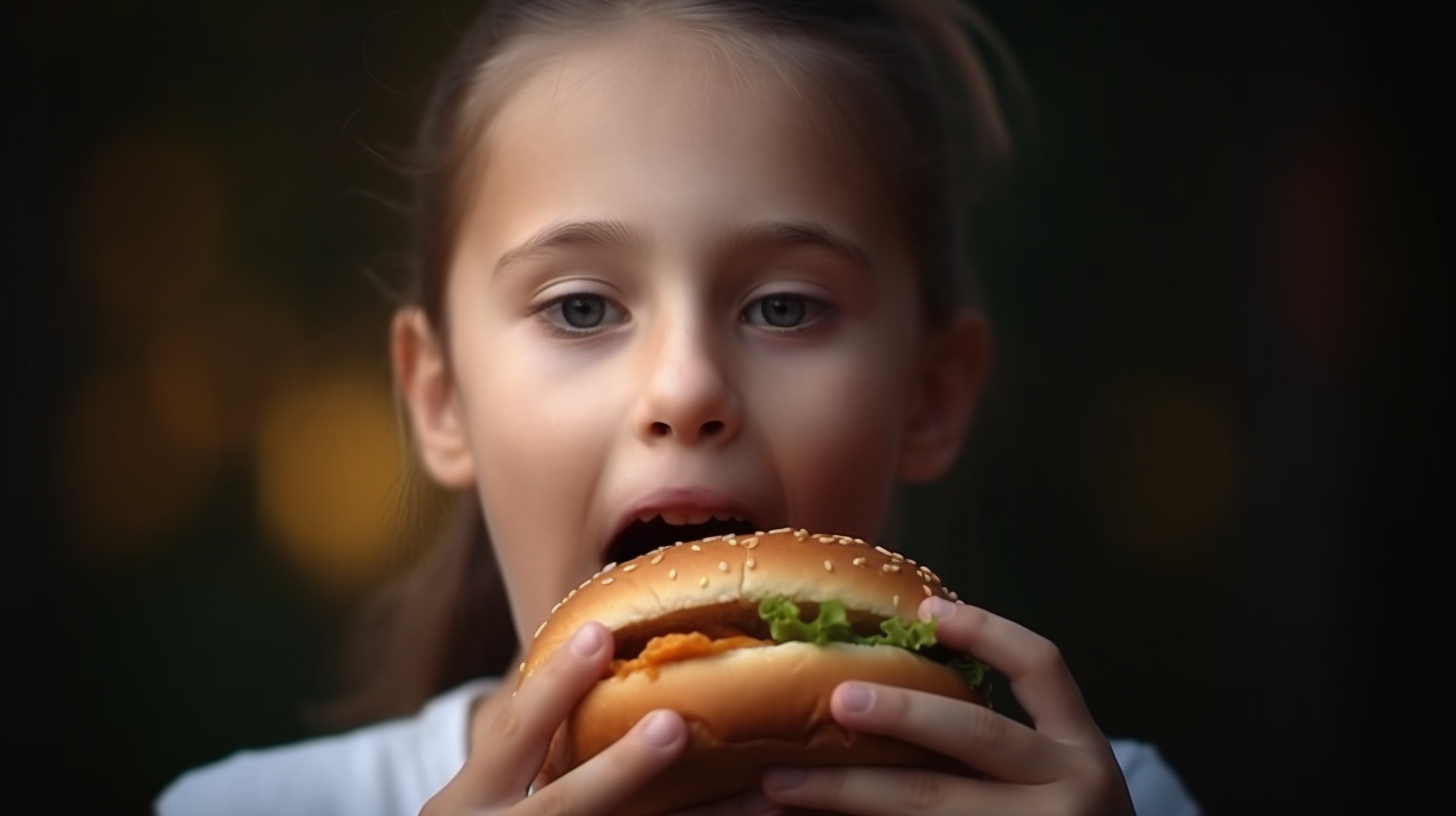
[9,0,1445,813]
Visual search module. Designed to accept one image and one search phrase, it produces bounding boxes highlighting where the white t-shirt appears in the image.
[156,679,1200,816]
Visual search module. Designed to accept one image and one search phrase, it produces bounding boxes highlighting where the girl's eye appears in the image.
[742,294,828,330]
[538,293,626,334]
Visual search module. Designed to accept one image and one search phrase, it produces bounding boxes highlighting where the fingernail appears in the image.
[639,710,683,747]
[838,682,874,713]
[570,623,605,657]
[920,595,956,622]
[764,767,806,792]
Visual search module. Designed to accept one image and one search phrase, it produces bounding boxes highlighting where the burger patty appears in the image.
[609,632,772,678]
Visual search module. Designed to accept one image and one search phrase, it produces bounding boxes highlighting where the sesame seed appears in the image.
[746,557,756,569]
[691,544,702,552]
[949,591,959,601]
[702,535,721,542]
[816,535,835,543]
[768,527,792,534]
[603,562,617,572]
[669,569,678,580]
[622,564,638,572]
[875,546,892,556]
[822,559,834,572]
[650,554,664,565]
[923,585,932,597]
[674,541,684,546]
[534,621,547,639]
[892,553,905,562]
[794,529,808,540]
[551,602,562,613]
[745,538,759,549]
[601,577,615,585]
[728,538,738,546]
[699,577,709,588]
[906,558,917,566]
[882,563,901,572]
[853,537,866,544]
[579,579,592,589]
[724,533,736,540]
[718,561,728,572]
[519,661,527,674]
[892,594,900,606]
[852,557,866,567]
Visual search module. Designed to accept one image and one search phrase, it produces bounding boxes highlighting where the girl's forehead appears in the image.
[469,24,904,259]
[489,26,834,154]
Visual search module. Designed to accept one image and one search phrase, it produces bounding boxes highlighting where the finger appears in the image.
[762,765,1033,816]
[829,681,1069,784]
[664,790,783,816]
[526,709,689,816]
[921,597,1099,741]
[463,622,614,804]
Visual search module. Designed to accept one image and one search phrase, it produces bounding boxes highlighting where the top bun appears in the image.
[522,528,960,680]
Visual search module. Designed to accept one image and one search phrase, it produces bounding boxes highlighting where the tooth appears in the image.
[687,510,711,524]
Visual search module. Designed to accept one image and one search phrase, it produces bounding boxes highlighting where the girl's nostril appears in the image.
[701,420,725,437]
[650,421,671,436]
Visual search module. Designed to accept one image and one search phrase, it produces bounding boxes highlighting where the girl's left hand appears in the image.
[759,596,1136,815]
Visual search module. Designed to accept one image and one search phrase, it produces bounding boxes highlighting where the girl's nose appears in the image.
[633,322,741,446]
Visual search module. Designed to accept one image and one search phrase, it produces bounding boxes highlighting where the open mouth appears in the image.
[605,514,759,566]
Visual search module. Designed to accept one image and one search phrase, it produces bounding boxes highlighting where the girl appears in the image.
[159,1,1199,814]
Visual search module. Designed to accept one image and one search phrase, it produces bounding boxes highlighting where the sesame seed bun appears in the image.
[520,529,984,816]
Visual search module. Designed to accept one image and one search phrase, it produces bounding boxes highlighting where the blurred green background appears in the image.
[10,1,1444,813]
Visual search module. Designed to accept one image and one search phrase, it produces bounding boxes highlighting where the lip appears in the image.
[607,487,764,556]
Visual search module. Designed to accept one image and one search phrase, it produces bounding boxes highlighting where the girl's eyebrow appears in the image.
[493,218,872,277]
[494,219,648,277]
[717,220,873,273]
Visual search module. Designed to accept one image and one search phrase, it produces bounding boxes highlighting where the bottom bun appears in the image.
[544,641,986,816]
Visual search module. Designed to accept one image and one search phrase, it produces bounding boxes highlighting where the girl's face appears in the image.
[400,27,984,647]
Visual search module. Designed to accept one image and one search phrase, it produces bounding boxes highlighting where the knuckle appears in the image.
[962,701,1007,747]
[1026,636,1064,674]
[901,770,947,811]
[491,702,525,742]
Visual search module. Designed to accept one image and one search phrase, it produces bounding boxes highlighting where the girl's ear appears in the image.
[391,308,476,488]
[896,309,991,483]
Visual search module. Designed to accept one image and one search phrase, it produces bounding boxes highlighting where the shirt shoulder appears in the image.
[1109,739,1201,816]
[155,679,498,816]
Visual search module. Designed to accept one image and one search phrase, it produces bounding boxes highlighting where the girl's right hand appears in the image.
[418,621,780,816]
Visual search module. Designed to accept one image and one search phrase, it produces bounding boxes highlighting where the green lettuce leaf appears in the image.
[757,596,990,693]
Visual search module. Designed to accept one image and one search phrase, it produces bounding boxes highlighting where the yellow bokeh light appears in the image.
[256,373,405,595]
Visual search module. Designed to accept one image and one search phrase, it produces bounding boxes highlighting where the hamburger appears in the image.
[519,528,991,815]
